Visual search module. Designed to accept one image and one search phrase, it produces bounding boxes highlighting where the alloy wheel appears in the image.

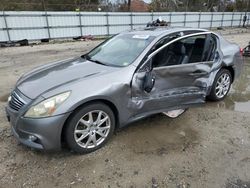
[215,73,231,99]
[74,110,111,149]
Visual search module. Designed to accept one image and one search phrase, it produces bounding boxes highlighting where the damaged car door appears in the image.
[131,32,215,115]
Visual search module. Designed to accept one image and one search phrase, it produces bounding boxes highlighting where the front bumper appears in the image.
[6,105,70,151]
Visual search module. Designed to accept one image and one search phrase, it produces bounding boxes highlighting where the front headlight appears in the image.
[24,91,71,118]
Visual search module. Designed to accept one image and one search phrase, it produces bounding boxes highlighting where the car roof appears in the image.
[121,26,209,37]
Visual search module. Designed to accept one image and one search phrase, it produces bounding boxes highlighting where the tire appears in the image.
[65,102,115,154]
[208,69,232,101]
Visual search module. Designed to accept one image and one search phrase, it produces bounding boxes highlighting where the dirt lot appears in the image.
[0,30,250,188]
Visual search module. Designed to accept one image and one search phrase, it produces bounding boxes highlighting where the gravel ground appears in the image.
[0,29,250,188]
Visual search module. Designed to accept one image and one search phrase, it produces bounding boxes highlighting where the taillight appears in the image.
[240,48,243,55]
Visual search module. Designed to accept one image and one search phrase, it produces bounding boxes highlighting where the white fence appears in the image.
[0,11,249,42]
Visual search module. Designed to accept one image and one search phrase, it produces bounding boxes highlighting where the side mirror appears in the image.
[142,59,155,93]
[143,71,155,93]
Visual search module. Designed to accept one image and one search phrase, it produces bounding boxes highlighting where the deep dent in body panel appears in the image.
[128,64,210,118]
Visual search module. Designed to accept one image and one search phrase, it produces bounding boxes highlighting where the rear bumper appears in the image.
[6,106,70,151]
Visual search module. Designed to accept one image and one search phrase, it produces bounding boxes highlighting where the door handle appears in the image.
[189,70,207,76]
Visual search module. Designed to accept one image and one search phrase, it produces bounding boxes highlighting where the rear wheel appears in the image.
[65,103,115,154]
[208,69,232,101]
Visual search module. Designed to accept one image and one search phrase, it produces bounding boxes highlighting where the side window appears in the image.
[152,34,214,68]
[206,34,217,61]
[150,32,183,53]
[152,40,189,67]
[182,34,217,62]
[182,35,206,64]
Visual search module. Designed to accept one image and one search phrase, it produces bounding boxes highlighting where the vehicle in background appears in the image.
[243,42,250,57]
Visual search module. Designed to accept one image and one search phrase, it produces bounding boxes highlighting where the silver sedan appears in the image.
[6,27,243,153]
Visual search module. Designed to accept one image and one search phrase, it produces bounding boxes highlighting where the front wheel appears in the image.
[65,103,115,154]
[208,69,232,101]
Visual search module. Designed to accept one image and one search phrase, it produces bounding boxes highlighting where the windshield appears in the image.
[86,34,155,67]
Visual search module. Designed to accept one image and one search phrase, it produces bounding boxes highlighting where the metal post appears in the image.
[246,12,248,27]
[239,12,243,27]
[42,0,50,39]
[44,11,51,39]
[246,0,250,27]
[169,12,172,26]
[247,12,250,27]
[231,12,234,27]
[184,12,187,27]
[221,12,224,27]
[78,12,83,36]
[106,12,110,36]
[198,12,201,28]
[151,11,154,21]
[3,11,11,42]
[210,12,213,29]
[130,12,133,30]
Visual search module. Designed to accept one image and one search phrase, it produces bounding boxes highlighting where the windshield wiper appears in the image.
[84,55,108,66]
[89,59,107,66]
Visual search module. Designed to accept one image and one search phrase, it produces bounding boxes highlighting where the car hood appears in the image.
[16,57,119,99]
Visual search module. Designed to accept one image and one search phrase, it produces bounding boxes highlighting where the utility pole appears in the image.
[106,0,109,12]
[247,0,249,27]
[41,0,46,11]
[128,0,131,12]
[247,0,250,15]
[185,0,189,12]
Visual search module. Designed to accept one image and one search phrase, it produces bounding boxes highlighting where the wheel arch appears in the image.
[222,66,235,83]
[61,98,120,145]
